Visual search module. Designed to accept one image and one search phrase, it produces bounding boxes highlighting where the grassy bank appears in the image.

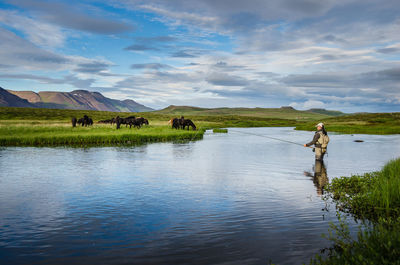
[295,112,400,135]
[0,123,203,146]
[311,158,400,264]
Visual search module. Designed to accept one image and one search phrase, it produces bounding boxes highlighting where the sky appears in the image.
[0,0,399,112]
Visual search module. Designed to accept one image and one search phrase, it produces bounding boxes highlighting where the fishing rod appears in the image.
[229,129,313,148]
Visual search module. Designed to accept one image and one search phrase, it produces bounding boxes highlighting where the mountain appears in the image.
[306,108,345,116]
[0,87,36,108]
[4,89,153,112]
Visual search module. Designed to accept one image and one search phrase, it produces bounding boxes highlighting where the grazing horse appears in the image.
[172,118,180,129]
[179,116,185,129]
[77,115,93,127]
[115,116,122,129]
[134,117,148,126]
[128,118,142,129]
[182,119,196,130]
[71,117,77,127]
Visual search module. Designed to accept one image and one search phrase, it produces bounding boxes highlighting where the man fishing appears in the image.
[304,122,329,161]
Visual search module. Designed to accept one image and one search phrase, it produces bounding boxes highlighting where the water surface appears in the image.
[1,127,400,264]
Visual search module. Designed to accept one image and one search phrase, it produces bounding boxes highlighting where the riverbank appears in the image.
[0,123,204,146]
[311,158,400,264]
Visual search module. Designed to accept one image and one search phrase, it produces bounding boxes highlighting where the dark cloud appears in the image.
[0,73,63,83]
[9,0,134,34]
[0,73,95,88]
[134,36,177,42]
[376,47,400,54]
[0,27,69,70]
[213,61,248,71]
[124,35,176,52]
[321,34,347,44]
[74,62,111,74]
[206,72,249,86]
[131,63,173,70]
[171,50,197,58]
[124,44,159,51]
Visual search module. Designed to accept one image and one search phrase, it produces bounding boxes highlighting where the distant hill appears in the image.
[155,105,334,121]
[306,108,345,116]
[0,87,36,108]
[4,89,153,112]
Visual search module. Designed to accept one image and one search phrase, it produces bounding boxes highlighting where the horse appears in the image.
[179,116,185,129]
[77,115,93,127]
[128,118,142,129]
[172,118,180,129]
[182,119,196,130]
[71,117,77,127]
[134,117,149,126]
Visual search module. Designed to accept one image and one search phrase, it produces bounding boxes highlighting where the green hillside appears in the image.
[156,105,330,121]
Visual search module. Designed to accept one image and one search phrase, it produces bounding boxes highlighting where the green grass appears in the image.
[213,128,228,133]
[295,112,400,135]
[311,158,400,264]
[325,158,400,220]
[0,123,204,146]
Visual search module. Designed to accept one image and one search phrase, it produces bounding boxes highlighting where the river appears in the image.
[1,127,400,264]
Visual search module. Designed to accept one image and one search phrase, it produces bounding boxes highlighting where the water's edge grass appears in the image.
[310,158,400,264]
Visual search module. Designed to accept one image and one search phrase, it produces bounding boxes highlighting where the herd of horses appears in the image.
[71,115,197,130]
[71,115,93,127]
[169,116,196,130]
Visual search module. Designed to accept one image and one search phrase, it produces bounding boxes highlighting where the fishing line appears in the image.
[229,129,313,148]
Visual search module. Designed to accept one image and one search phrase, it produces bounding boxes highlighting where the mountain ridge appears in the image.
[3,88,153,112]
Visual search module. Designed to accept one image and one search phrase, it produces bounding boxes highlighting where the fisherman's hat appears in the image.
[316,122,324,127]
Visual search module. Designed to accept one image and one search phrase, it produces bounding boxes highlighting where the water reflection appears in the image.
[304,160,329,195]
[1,128,400,265]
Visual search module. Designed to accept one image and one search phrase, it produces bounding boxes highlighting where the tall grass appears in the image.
[311,158,400,264]
[327,158,400,220]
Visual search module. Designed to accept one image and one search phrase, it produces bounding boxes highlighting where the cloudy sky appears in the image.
[0,0,399,112]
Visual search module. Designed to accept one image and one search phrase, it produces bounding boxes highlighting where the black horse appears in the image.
[182,119,196,130]
[172,118,180,129]
[71,117,77,127]
[115,116,136,129]
[128,118,142,129]
[77,115,93,127]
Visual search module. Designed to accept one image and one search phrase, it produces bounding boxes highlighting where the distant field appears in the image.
[295,112,400,134]
[155,105,332,121]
